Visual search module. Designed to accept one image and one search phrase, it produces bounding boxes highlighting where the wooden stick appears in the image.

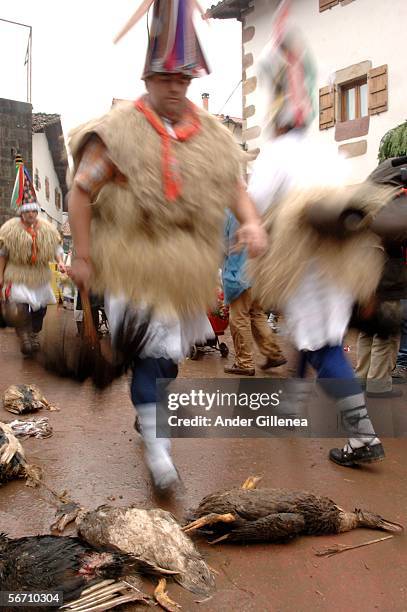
[315,535,394,558]
[80,290,98,346]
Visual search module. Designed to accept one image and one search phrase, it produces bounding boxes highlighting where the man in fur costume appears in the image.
[0,158,65,355]
[67,0,266,492]
[247,3,398,467]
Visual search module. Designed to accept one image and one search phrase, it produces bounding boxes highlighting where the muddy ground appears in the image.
[0,306,406,611]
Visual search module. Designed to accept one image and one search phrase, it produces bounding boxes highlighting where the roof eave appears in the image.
[206,0,250,20]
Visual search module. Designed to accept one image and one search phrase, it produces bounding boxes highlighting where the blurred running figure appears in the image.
[68,0,266,492]
[247,2,397,467]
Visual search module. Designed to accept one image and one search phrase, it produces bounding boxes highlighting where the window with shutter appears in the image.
[319,0,339,12]
[319,86,335,129]
[340,78,368,121]
[368,64,388,115]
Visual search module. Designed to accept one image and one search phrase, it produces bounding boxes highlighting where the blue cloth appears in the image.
[131,356,178,405]
[396,299,407,366]
[306,345,363,400]
[222,210,250,305]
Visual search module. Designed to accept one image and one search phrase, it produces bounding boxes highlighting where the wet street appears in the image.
[1,306,406,611]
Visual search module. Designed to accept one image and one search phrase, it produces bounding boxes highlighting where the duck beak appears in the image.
[377,518,404,533]
[356,509,404,533]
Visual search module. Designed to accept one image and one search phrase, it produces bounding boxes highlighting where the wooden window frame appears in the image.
[340,77,368,122]
[320,0,339,11]
[320,0,355,12]
[319,62,387,135]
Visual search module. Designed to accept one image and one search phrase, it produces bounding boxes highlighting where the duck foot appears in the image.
[183,512,236,533]
[50,501,83,532]
[154,578,181,612]
[241,475,262,490]
[61,578,153,611]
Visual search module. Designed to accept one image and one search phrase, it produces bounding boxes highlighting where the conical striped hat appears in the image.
[10,156,40,214]
[257,0,316,132]
[114,0,210,78]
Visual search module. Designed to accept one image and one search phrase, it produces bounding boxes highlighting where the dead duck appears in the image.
[184,476,403,544]
[3,384,56,414]
[76,505,215,597]
[7,417,53,439]
[0,533,154,611]
[0,422,41,485]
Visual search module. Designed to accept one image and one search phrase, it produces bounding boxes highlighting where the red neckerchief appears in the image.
[134,96,201,201]
[21,219,38,264]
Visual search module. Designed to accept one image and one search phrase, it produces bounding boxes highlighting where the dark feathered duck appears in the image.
[76,505,215,597]
[184,477,403,544]
[0,533,161,611]
[0,422,41,485]
[3,384,56,414]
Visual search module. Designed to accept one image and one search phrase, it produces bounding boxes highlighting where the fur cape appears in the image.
[248,183,398,311]
[0,218,60,288]
[68,101,242,317]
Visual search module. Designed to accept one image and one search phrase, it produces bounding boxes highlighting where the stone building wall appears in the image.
[0,98,32,224]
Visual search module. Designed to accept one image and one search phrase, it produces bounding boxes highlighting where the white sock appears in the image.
[338,397,380,448]
[346,437,381,450]
[137,403,178,489]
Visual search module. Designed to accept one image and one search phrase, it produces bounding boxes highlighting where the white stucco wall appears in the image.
[32,132,63,227]
[243,0,407,183]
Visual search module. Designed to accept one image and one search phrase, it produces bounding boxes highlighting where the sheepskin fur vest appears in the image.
[69,101,241,317]
[0,218,60,287]
[248,184,396,311]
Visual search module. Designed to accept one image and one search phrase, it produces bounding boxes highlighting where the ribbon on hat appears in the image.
[10,156,25,210]
[114,0,206,44]
[113,0,155,44]
[11,156,38,213]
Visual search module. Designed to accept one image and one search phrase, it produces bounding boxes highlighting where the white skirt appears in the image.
[284,262,353,351]
[7,282,56,311]
[104,294,215,363]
